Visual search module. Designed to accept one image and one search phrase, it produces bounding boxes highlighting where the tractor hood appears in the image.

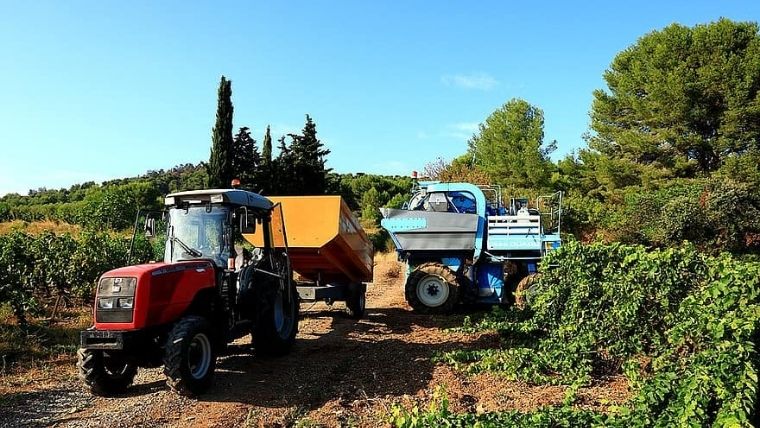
[95,260,217,331]
[101,260,218,280]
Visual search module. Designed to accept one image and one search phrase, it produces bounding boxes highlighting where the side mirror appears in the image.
[239,207,256,234]
[144,217,156,237]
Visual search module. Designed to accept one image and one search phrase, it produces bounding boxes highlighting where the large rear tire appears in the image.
[253,252,299,357]
[405,263,459,314]
[77,348,137,396]
[514,273,542,310]
[163,316,216,396]
[253,280,299,356]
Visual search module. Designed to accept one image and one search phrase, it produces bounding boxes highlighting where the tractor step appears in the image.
[296,285,347,302]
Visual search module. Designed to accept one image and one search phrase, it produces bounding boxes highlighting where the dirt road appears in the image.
[0,257,628,427]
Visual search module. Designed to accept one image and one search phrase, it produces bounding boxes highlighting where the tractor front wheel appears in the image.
[405,263,459,314]
[163,316,216,396]
[77,348,137,396]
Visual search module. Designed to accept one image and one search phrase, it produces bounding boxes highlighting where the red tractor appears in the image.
[77,188,299,396]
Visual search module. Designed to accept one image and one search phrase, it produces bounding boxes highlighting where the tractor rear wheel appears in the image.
[345,283,366,319]
[253,279,299,357]
[405,263,459,314]
[514,273,542,309]
[77,348,137,396]
[163,316,216,396]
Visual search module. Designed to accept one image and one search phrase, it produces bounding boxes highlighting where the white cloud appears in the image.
[441,72,499,91]
[443,122,479,140]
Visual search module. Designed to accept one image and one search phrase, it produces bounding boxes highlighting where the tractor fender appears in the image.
[184,288,221,319]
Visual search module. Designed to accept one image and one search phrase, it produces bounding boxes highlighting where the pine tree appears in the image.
[207,76,234,188]
[231,127,260,190]
[273,136,294,195]
[288,115,332,195]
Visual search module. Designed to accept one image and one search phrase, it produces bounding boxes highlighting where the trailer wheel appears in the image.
[514,273,542,309]
[77,348,137,396]
[345,283,366,319]
[163,316,216,396]
[405,263,459,314]
[254,280,299,357]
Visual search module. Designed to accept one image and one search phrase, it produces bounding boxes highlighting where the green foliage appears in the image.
[590,19,760,176]
[564,177,760,254]
[390,387,603,427]
[422,156,491,184]
[360,187,382,224]
[208,75,235,188]
[0,165,206,228]
[334,173,412,211]
[259,125,274,194]
[0,230,156,324]
[469,98,556,190]
[263,116,333,196]
[82,181,161,230]
[286,114,330,195]
[0,231,36,325]
[434,243,760,427]
[231,126,262,190]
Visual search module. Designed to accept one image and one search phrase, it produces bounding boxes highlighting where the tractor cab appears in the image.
[163,189,276,270]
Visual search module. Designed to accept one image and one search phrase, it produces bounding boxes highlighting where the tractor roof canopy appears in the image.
[165,189,273,211]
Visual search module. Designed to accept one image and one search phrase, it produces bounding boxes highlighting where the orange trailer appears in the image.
[244,195,373,317]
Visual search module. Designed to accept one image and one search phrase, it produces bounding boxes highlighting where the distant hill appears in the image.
[0,163,413,231]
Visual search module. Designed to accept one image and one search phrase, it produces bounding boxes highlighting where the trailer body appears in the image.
[244,195,373,306]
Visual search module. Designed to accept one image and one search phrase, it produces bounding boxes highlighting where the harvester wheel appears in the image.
[253,277,299,357]
[77,348,137,396]
[345,283,366,319]
[405,263,459,314]
[163,316,216,396]
[514,273,542,310]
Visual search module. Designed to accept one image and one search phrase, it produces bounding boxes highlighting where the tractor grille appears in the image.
[95,277,136,323]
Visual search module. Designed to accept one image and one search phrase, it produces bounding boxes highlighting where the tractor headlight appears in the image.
[96,277,137,323]
[99,277,137,296]
[117,298,134,309]
[98,298,115,309]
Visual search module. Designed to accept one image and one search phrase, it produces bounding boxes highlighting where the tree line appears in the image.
[431,18,760,255]
[3,18,758,255]
[206,76,332,196]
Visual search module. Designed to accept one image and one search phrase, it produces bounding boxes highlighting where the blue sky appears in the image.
[1,1,758,196]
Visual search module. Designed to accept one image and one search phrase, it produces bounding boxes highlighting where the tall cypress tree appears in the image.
[207,76,234,188]
[258,125,273,193]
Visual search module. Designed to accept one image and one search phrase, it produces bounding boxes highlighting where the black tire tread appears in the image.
[254,282,299,357]
[405,262,459,314]
[345,283,366,319]
[514,273,541,310]
[163,315,215,396]
[77,348,136,396]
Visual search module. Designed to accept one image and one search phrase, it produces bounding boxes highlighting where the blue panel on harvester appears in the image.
[477,264,504,297]
[441,257,462,272]
[527,263,537,273]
